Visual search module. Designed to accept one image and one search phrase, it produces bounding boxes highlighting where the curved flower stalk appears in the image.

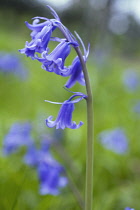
[45,93,87,129]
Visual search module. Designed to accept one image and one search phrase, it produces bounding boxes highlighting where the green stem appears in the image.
[59,24,93,210]
[75,46,94,210]
[52,141,85,209]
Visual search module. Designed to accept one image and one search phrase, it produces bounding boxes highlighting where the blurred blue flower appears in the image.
[122,69,139,91]
[125,207,135,210]
[98,128,128,154]
[0,52,27,79]
[24,138,68,195]
[45,93,86,129]
[38,158,67,195]
[3,122,33,155]
[24,146,41,166]
[24,138,51,167]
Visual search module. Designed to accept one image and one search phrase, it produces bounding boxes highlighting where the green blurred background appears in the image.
[0,0,140,209]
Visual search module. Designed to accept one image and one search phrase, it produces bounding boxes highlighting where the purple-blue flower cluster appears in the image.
[0,52,28,79]
[19,6,88,129]
[98,128,128,154]
[3,123,68,195]
[125,208,135,210]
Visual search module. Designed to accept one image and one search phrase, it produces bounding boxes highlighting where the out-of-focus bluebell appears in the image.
[24,137,51,167]
[45,93,86,129]
[125,207,135,210]
[98,128,128,154]
[0,52,28,79]
[3,122,33,155]
[133,100,140,114]
[38,157,67,195]
[122,69,139,91]
[24,138,68,195]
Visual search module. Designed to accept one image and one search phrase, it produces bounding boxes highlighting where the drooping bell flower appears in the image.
[45,93,86,129]
[19,7,61,59]
[65,34,90,88]
[36,40,71,75]
[19,25,52,59]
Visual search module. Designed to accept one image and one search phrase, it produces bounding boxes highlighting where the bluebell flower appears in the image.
[3,122,33,155]
[0,52,27,79]
[38,161,67,195]
[36,40,71,75]
[19,26,51,59]
[19,6,61,59]
[19,5,77,60]
[19,5,79,71]
[65,34,90,88]
[98,128,128,154]
[24,146,41,166]
[122,69,139,91]
[24,138,51,166]
[125,207,135,210]
[45,93,86,129]
[24,139,68,195]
